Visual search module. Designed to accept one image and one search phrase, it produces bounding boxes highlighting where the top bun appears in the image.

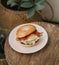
[16,24,36,38]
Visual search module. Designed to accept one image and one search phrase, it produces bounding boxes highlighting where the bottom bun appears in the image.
[19,40,40,47]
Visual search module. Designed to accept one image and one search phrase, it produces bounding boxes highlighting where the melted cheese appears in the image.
[20,34,40,45]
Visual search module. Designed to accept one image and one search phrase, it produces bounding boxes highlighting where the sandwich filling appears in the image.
[20,35,39,45]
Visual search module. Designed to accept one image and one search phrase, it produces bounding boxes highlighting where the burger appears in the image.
[16,24,42,47]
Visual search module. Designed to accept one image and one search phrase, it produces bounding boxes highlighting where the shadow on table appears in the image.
[0,27,10,58]
[0,27,9,65]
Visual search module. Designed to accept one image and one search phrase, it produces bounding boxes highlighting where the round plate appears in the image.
[9,23,48,54]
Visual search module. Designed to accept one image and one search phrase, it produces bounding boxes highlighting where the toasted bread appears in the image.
[16,24,36,38]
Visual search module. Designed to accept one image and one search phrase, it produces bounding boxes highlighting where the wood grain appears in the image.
[4,22,59,65]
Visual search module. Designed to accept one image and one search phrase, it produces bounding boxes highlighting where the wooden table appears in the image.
[4,22,59,65]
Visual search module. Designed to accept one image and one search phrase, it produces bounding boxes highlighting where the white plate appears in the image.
[9,23,48,54]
